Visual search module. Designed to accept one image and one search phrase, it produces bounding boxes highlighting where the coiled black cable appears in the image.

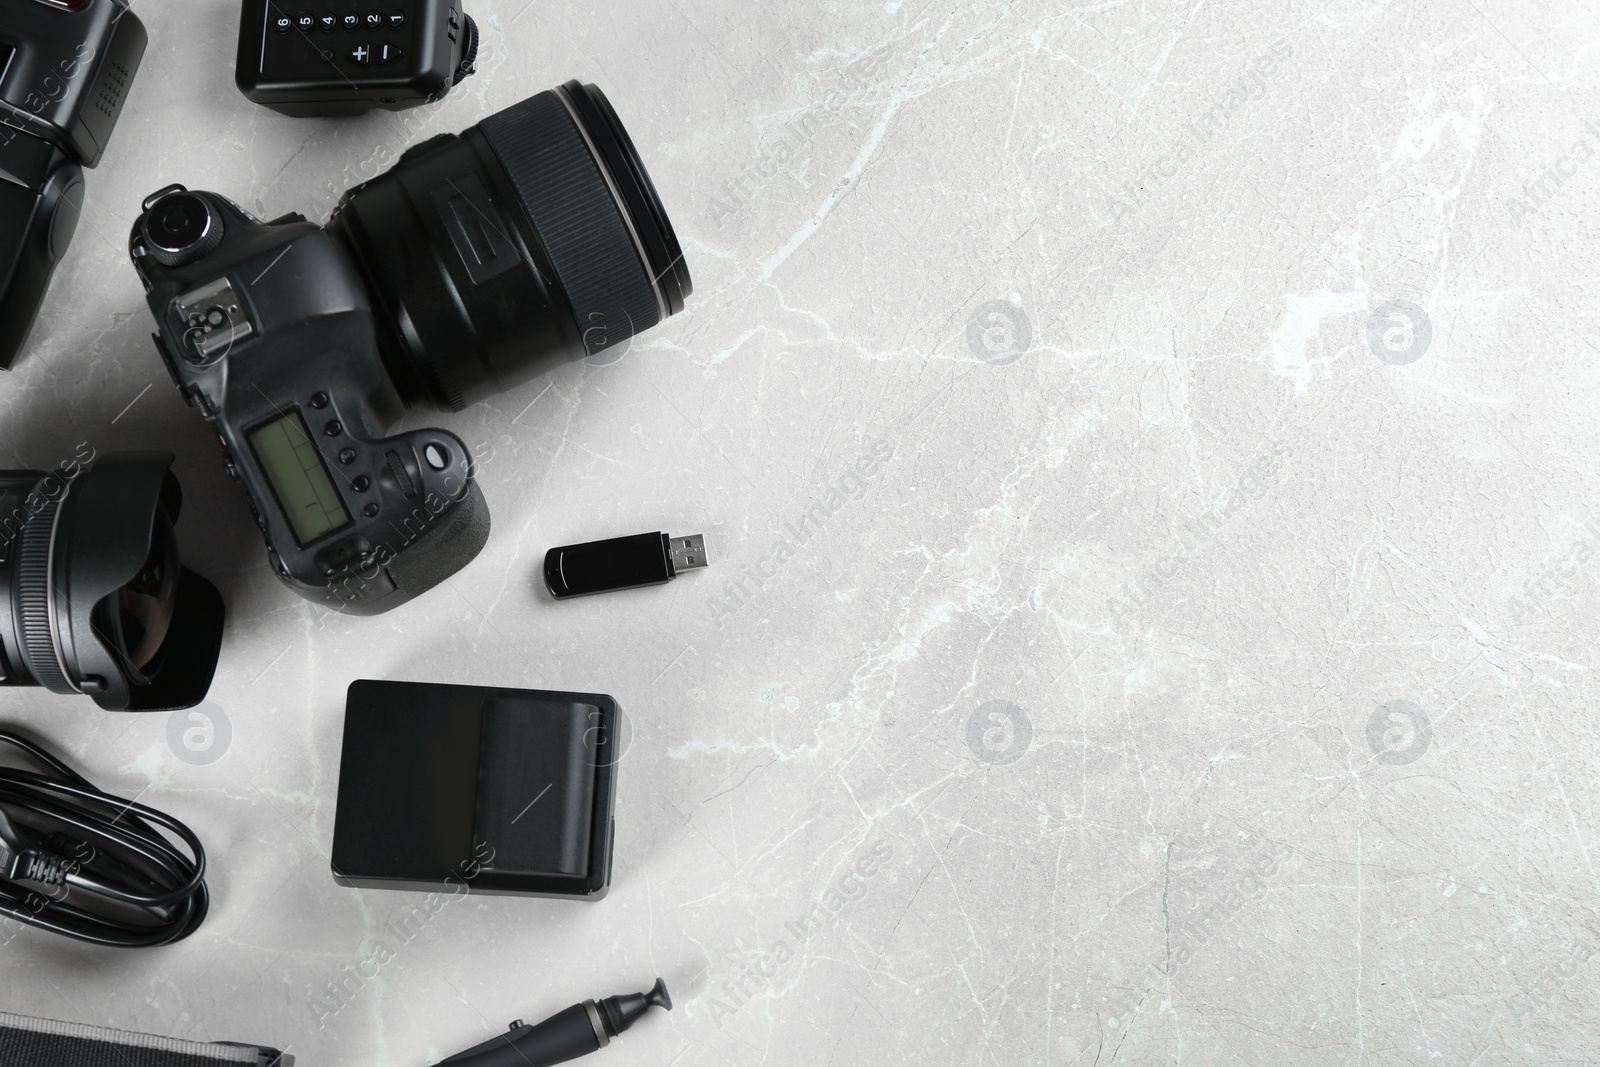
[0,729,207,947]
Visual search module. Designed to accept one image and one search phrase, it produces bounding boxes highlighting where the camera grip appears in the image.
[385,477,492,602]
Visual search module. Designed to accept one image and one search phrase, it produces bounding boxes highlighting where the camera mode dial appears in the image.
[141,187,225,268]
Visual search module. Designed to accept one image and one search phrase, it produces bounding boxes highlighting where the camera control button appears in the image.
[365,11,383,28]
[296,13,316,31]
[339,448,357,464]
[363,503,380,518]
[310,391,329,408]
[342,13,361,30]
[273,14,293,32]
[325,419,343,436]
[378,43,403,64]
[388,11,405,27]
[423,444,450,470]
[349,44,372,65]
[319,13,337,30]
[353,476,371,491]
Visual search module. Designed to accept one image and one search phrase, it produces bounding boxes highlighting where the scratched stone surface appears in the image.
[1,0,1598,1064]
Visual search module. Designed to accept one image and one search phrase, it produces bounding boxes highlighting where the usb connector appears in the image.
[545,531,710,599]
[668,534,707,573]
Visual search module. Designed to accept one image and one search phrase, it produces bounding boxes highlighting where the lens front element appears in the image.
[100,510,180,673]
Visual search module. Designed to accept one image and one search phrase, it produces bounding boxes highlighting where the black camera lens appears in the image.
[141,188,224,267]
[0,452,225,711]
[330,80,692,412]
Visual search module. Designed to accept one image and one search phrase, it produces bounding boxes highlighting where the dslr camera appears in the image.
[130,81,691,615]
[0,0,146,369]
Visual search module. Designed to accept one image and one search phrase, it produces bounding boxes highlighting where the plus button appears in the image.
[350,44,372,65]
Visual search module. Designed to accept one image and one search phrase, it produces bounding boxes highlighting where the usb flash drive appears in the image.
[544,532,708,599]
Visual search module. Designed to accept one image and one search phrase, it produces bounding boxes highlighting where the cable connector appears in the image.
[667,534,707,573]
[0,812,71,889]
[7,849,69,889]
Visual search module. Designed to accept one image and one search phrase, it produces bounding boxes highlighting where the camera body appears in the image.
[0,0,145,369]
[129,186,488,616]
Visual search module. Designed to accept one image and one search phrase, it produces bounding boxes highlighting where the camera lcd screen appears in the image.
[248,411,351,545]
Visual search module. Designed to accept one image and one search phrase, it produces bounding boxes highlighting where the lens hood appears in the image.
[1,452,224,711]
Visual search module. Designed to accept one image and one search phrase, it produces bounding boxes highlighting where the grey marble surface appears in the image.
[2,0,1599,1063]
